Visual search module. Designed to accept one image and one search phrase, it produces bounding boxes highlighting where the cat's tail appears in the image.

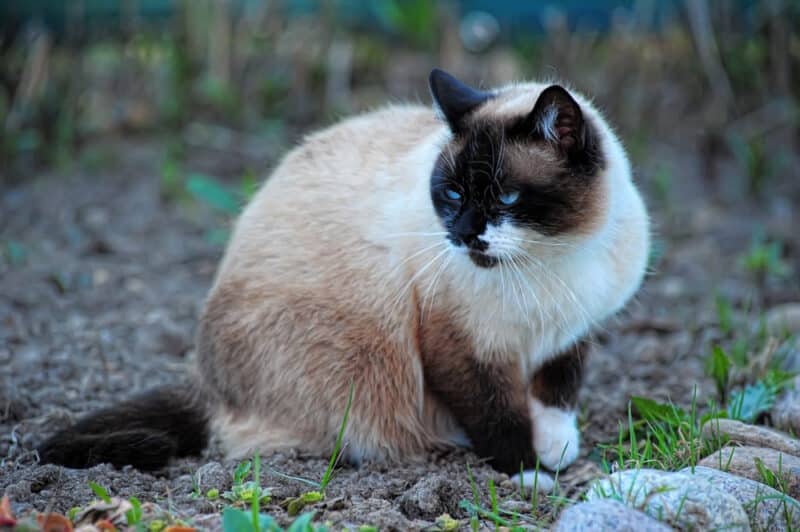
[37,383,209,471]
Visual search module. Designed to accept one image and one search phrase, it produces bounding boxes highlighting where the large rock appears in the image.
[680,466,800,531]
[587,468,750,531]
[698,446,800,500]
[701,418,800,457]
[553,499,672,532]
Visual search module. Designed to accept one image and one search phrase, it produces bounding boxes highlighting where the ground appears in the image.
[1,136,798,530]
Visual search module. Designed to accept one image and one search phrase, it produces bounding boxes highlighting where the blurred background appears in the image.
[1,1,797,197]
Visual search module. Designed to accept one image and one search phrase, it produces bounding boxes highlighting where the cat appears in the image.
[38,69,649,487]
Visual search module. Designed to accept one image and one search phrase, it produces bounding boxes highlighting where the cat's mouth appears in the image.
[469,249,499,268]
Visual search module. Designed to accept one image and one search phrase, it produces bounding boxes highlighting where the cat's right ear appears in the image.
[429,69,492,134]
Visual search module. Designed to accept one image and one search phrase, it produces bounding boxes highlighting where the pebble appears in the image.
[765,303,800,337]
[698,446,800,500]
[765,303,800,372]
[587,468,750,530]
[195,461,232,494]
[397,475,460,520]
[772,388,800,435]
[680,466,800,531]
[701,418,800,457]
[553,499,672,532]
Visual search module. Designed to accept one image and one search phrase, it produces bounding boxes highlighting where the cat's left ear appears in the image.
[429,68,493,134]
[529,85,587,154]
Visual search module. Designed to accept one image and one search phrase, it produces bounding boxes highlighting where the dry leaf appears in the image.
[0,495,15,527]
[37,512,74,532]
[94,518,117,531]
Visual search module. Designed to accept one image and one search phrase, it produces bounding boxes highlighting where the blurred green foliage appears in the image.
[0,1,797,213]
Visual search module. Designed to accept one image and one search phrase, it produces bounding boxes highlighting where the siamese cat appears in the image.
[38,69,649,488]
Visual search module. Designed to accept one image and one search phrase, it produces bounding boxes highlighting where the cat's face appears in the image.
[428,70,606,268]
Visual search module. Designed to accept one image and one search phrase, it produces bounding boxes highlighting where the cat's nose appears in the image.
[453,211,488,251]
[456,231,488,251]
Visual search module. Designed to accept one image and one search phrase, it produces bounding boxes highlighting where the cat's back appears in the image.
[272,103,439,193]
[217,104,442,280]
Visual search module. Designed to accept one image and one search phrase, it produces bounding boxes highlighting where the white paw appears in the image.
[510,469,555,493]
[529,398,580,471]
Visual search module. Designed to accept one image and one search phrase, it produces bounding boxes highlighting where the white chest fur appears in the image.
[444,180,648,376]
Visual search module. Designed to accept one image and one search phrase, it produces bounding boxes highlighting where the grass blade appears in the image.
[320,382,354,492]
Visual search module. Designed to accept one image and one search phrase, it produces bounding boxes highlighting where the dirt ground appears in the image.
[1,136,798,530]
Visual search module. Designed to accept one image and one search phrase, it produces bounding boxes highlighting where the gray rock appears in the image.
[587,468,750,531]
[701,418,800,457]
[680,466,800,531]
[553,499,672,532]
[195,461,231,494]
[698,446,800,500]
[772,389,800,435]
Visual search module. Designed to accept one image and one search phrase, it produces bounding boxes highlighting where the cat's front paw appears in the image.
[529,398,580,471]
[510,469,554,493]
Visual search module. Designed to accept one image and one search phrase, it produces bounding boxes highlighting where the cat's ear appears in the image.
[529,85,586,153]
[429,68,492,133]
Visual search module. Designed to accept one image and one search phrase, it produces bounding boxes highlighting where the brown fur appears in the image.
[530,341,589,409]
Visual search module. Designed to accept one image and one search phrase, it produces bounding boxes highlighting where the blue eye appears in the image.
[445,188,462,201]
[498,190,520,205]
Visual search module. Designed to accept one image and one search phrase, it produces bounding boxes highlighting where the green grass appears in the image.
[125,497,143,528]
[219,383,355,530]
[222,456,271,507]
[738,232,790,282]
[599,389,727,473]
[319,383,355,493]
[88,481,112,503]
[706,298,796,423]
[749,455,800,532]
[461,459,559,530]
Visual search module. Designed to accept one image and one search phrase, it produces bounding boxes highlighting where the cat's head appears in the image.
[428,69,608,268]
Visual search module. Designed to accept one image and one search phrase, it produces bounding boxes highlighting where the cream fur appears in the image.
[198,81,650,464]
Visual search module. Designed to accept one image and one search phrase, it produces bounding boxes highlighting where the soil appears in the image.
[1,137,798,530]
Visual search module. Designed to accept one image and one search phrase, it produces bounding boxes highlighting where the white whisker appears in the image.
[421,251,452,323]
[386,245,450,318]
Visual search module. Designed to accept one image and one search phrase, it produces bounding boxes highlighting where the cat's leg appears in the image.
[529,341,587,471]
[423,355,539,474]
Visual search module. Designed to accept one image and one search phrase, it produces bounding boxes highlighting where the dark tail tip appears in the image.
[37,384,208,471]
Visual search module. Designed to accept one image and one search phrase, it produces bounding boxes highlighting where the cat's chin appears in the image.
[469,250,499,268]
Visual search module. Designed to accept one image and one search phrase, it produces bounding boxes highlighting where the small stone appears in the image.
[764,303,800,373]
[701,419,800,457]
[397,476,460,520]
[93,268,110,286]
[195,461,231,494]
[681,466,800,531]
[500,500,530,514]
[765,303,800,336]
[772,389,800,435]
[587,469,749,530]
[349,498,412,531]
[553,499,672,532]
[698,446,800,500]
